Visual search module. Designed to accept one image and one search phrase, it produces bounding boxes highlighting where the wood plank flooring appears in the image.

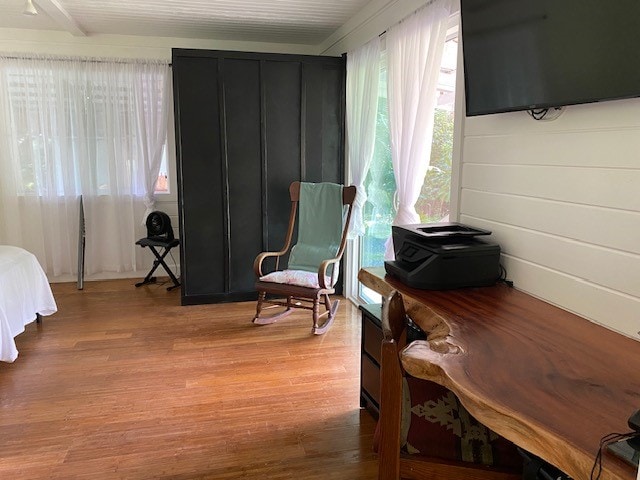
[0,279,378,479]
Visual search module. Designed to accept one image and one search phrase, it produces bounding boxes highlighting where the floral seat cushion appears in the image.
[259,269,333,289]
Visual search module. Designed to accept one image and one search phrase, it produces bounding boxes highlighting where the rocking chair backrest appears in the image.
[289,182,343,273]
[280,181,356,275]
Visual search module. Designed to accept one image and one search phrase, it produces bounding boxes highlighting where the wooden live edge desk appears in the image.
[358,267,640,480]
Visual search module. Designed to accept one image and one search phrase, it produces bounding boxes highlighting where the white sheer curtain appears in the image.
[137,66,171,223]
[0,55,170,277]
[346,37,380,238]
[385,0,453,259]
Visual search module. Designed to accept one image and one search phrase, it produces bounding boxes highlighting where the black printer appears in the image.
[384,222,501,290]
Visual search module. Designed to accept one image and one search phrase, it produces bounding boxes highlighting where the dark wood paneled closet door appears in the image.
[172,56,225,297]
[223,59,263,295]
[173,49,345,305]
[263,60,302,255]
[303,62,344,184]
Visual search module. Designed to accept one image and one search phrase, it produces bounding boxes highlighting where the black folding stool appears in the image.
[135,211,181,291]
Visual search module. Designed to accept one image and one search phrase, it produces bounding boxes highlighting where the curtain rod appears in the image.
[0,54,171,66]
[334,0,441,54]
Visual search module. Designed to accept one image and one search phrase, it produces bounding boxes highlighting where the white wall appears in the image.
[0,28,316,59]
[459,99,640,339]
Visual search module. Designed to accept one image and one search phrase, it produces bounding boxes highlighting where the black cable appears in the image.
[528,108,549,120]
[590,431,638,480]
[148,249,180,289]
[497,264,513,287]
[156,250,180,289]
[169,250,179,277]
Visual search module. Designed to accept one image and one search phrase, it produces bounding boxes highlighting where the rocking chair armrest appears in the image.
[254,250,288,277]
[318,257,341,289]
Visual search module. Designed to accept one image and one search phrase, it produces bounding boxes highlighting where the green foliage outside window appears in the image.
[361,105,454,267]
[418,108,454,223]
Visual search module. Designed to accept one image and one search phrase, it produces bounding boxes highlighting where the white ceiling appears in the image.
[2,0,373,45]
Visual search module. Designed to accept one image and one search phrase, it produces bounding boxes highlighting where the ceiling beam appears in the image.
[35,0,86,36]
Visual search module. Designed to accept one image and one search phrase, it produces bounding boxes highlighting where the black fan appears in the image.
[146,211,174,242]
[136,211,180,290]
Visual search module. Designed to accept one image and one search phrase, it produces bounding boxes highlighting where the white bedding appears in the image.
[0,246,57,362]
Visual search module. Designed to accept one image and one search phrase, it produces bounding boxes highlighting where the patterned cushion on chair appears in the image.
[400,377,522,469]
[259,269,332,289]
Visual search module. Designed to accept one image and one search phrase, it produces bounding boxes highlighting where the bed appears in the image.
[0,245,57,363]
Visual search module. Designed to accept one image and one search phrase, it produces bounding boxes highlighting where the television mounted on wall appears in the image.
[460,0,640,116]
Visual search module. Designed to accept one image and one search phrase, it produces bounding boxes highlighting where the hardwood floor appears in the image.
[0,279,378,479]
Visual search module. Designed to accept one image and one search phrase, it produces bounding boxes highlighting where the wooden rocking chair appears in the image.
[252,181,356,335]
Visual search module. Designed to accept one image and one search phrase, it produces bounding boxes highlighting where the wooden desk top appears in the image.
[358,267,640,480]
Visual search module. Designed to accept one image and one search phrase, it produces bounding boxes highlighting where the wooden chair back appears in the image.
[278,181,356,265]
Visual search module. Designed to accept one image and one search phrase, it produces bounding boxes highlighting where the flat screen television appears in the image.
[460,0,640,116]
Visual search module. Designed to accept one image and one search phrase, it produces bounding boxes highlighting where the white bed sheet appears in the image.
[0,245,57,362]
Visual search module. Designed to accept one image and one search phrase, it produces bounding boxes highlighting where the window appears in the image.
[155,145,170,194]
[359,25,459,303]
[0,55,171,276]
[3,59,169,199]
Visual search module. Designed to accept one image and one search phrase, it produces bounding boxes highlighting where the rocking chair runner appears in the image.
[252,181,357,335]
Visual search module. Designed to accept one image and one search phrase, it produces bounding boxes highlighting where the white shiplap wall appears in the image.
[459,98,640,339]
